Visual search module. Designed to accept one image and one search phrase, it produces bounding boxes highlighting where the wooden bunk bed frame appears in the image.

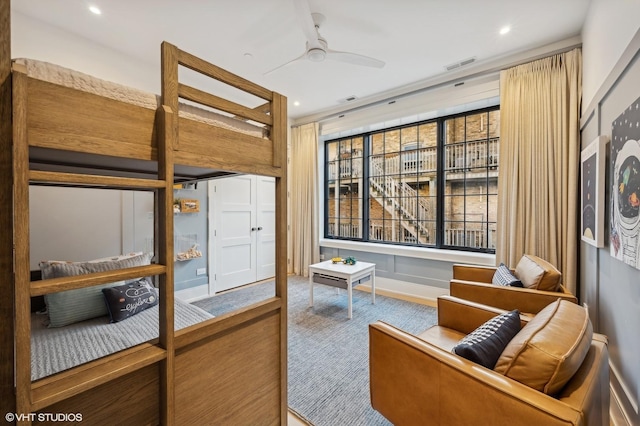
[0,2,288,424]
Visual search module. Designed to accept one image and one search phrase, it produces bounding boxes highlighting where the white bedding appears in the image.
[31,298,213,381]
[14,58,267,139]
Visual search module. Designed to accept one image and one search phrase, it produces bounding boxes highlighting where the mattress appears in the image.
[14,58,267,139]
[31,298,213,381]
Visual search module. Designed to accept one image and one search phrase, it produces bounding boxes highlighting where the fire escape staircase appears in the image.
[368,157,431,244]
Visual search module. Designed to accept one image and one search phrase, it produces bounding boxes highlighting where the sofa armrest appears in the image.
[436,295,529,334]
[452,263,498,282]
[370,321,586,426]
[557,334,610,426]
[450,279,578,315]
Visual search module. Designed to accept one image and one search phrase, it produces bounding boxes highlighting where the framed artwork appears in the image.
[610,95,640,269]
[581,136,607,247]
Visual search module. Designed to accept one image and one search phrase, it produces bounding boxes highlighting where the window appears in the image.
[326,136,364,238]
[325,106,499,252]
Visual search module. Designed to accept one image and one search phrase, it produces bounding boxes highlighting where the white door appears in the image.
[212,175,275,292]
[214,175,256,292]
[256,176,276,281]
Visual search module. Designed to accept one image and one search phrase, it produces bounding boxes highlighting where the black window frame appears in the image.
[324,105,499,254]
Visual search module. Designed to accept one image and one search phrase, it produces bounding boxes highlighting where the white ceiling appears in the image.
[12,0,591,120]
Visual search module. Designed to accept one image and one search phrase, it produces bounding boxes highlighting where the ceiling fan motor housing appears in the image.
[307,48,326,62]
[306,38,328,62]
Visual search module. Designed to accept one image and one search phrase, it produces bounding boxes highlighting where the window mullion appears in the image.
[363,135,370,241]
[436,118,445,248]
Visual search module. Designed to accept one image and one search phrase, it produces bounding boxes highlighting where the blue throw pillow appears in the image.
[492,263,523,287]
[102,278,159,323]
[453,309,521,369]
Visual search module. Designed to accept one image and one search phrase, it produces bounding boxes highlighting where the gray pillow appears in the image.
[40,252,152,281]
[40,253,152,327]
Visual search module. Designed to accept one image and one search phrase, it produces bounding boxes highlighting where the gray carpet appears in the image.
[193,275,438,426]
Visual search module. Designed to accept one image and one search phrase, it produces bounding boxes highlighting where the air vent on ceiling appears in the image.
[445,57,476,71]
[338,95,358,104]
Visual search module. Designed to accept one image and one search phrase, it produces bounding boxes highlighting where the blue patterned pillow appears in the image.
[492,263,523,287]
[453,309,521,369]
[102,278,159,323]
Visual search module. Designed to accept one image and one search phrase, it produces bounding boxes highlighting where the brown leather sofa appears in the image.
[369,296,609,425]
[450,255,578,314]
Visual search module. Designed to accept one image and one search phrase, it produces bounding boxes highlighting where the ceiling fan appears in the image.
[265,0,385,74]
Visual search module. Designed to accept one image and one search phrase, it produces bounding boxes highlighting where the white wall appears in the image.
[29,187,123,269]
[581,0,640,114]
[12,11,158,92]
[320,74,500,137]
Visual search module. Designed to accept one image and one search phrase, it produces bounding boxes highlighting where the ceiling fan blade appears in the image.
[325,49,385,68]
[263,51,307,75]
[292,0,322,49]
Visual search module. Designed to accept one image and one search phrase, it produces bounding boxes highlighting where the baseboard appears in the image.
[609,361,638,426]
[175,284,210,302]
[611,384,631,426]
[357,276,446,307]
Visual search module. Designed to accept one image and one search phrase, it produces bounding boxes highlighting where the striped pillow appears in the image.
[40,253,152,327]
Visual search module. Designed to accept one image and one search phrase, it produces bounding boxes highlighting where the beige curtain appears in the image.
[496,48,582,293]
[290,122,320,277]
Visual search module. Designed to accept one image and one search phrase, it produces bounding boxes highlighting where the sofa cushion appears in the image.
[494,299,592,395]
[492,263,523,287]
[452,309,521,369]
[514,254,562,291]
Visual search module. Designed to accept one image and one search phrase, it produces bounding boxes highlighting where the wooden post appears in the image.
[0,0,16,418]
[157,105,175,426]
[272,92,288,424]
[160,42,178,425]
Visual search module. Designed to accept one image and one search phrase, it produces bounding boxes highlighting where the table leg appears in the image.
[309,273,314,308]
[347,278,353,319]
[371,269,376,305]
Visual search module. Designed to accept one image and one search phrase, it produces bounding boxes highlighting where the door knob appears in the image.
[257,227,263,231]
[251,227,257,231]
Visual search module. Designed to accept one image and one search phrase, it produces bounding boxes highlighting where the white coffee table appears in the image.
[308,260,376,319]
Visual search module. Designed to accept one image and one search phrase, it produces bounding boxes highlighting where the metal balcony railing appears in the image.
[326,139,498,249]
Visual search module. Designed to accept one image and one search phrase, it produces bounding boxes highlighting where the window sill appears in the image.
[319,239,495,266]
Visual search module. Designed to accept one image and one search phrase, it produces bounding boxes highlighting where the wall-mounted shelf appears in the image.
[175,234,202,261]
[173,182,198,190]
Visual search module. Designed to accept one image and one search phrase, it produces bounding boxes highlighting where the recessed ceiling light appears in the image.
[89,5,102,15]
[499,26,511,35]
[293,101,300,107]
